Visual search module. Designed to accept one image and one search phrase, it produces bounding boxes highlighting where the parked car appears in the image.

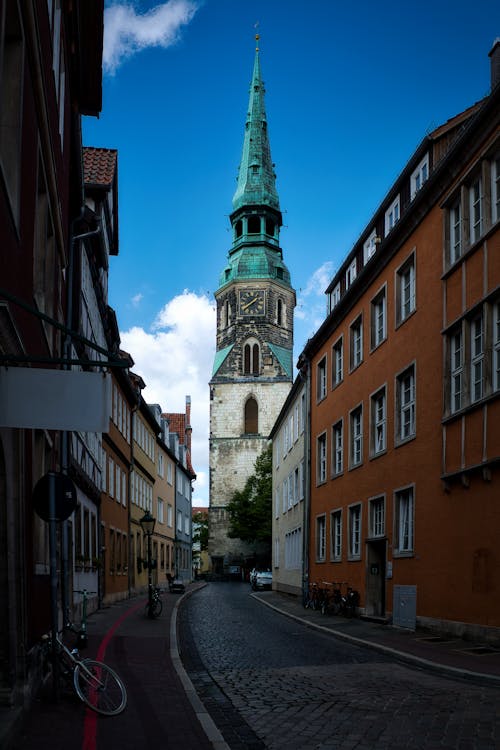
[254,570,272,590]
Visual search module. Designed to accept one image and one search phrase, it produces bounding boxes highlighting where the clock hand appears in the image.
[242,297,258,311]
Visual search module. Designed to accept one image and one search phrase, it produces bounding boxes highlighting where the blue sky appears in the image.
[83,0,499,506]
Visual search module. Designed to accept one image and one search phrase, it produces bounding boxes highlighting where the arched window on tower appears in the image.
[243,340,260,375]
[277,298,284,326]
[244,397,258,434]
[235,220,243,239]
[248,216,260,234]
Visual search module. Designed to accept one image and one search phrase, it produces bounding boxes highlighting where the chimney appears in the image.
[489,38,500,91]
[185,395,192,457]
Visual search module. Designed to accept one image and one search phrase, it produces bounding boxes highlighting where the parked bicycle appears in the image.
[65,589,96,648]
[319,581,360,617]
[303,582,322,610]
[41,630,127,715]
[144,584,162,619]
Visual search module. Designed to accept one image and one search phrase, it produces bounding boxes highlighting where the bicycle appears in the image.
[41,630,127,715]
[65,589,96,648]
[144,584,162,618]
[303,582,322,610]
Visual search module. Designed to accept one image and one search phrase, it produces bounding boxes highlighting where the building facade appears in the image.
[301,43,500,639]
[270,376,307,597]
[0,1,104,711]
[164,398,196,582]
[208,38,295,574]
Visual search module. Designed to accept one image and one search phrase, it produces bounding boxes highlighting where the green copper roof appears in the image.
[219,246,291,287]
[212,344,234,376]
[232,46,279,212]
[268,343,293,379]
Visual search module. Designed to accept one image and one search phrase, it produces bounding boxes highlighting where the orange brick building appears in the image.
[300,43,500,639]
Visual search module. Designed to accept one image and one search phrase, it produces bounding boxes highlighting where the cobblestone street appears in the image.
[179,583,500,750]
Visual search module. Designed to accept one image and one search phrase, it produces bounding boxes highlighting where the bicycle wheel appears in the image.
[74,658,127,716]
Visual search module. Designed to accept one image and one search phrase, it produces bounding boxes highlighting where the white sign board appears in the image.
[0,367,111,432]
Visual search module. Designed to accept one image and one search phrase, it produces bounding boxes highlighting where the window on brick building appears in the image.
[316,514,326,562]
[348,504,361,559]
[394,487,414,555]
[330,509,342,561]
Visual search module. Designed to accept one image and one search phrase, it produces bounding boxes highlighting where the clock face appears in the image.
[239,290,265,316]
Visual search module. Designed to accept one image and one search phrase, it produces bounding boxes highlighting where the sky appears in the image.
[83,0,500,507]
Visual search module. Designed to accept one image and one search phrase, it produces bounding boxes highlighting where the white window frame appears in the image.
[329,282,341,312]
[371,286,387,349]
[316,514,326,562]
[396,251,416,325]
[331,509,342,561]
[385,195,400,236]
[349,405,363,469]
[157,498,164,524]
[363,229,377,264]
[350,315,363,370]
[348,503,361,559]
[369,495,385,538]
[317,432,327,484]
[332,419,343,476]
[370,387,386,456]
[317,355,327,401]
[396,364,416,444]
[469,176,483,244]
[345,259,357,289]
[410,154,429,200]
[449,199,462,265]
[492,154,500,224]
[494,302,500,392]
[470,312,484,403]
[450,327,464,413]
[332,336,343,388]
[394,486,414,556]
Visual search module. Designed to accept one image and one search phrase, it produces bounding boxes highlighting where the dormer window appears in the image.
[345,259,357,289]
[411,154,429,200]
[385,195,400,236]
[329,283,341,312]
[363,229,377,264]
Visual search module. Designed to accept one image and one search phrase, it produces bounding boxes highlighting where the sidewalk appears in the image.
[6,583,229,750]
[253,589,500,686]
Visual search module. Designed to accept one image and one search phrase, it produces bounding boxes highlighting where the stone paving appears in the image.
[179,583,500,750]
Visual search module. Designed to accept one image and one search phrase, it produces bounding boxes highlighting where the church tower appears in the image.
[208,36,295,573]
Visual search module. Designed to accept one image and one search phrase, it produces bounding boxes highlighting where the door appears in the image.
[365,539,386,617]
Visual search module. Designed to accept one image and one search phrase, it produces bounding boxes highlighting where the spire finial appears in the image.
[254,21,259,51]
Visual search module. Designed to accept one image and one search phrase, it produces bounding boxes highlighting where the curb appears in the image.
[171,584,231,750]
[252,593,500,688]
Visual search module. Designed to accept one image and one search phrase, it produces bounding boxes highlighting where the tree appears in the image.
[227,445,272,544]
[192,512,209,551]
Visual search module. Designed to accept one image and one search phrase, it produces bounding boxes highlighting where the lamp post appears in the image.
[140,510,156,618]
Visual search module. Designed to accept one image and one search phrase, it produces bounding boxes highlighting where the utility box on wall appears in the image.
[393,585,417,630]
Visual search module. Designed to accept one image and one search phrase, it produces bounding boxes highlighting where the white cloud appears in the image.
[120,290,215,505]
[131,292,143,307]
[294,261,334,355]
[103,0,199,74]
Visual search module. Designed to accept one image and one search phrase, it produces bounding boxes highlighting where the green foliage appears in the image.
[227,445,272,544]
[192,512,209,551]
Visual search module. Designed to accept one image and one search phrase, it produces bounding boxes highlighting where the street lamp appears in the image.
[140,510,156,618]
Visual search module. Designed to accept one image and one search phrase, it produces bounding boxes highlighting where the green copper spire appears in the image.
[217,35,292,291]
[232,37,279,212]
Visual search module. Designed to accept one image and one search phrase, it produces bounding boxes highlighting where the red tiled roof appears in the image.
[83,147,117,186]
